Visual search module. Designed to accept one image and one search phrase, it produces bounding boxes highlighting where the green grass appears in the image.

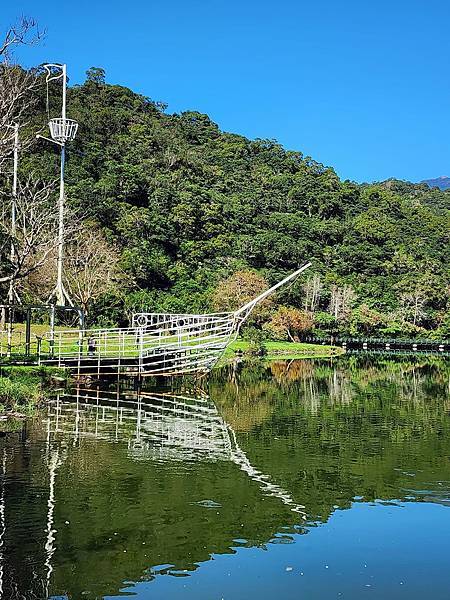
[0,377,42,410]
[0,365,67,417]
[225,340,344,360]
[0,365,67,382]
[0,323,77,357]
[1,323,344,364]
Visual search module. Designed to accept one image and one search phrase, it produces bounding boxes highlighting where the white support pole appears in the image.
[234,262,312,321]
[56,64,68,306]
[6,123,19,356]
[40,63,76,308]
[61,64,67,122]
[55,143,65,306]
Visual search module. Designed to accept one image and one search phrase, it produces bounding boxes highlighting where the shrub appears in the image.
[242,327,267,357]
[0,377,42,410]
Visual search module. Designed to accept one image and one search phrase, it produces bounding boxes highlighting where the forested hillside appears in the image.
[3,67,450,339]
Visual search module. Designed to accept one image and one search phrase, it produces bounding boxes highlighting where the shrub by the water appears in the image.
[0,366,64,414]
[243,328,268,357]
[0,377,42,411]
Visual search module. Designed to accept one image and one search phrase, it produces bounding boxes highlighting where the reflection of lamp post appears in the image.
[44,396,66,598]
[37,63,78,307]
[0,450,6,597]
[44,446,61,598]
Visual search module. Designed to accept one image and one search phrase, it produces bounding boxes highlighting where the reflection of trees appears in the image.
[327,368,355,406]
[212,358,450,530]
[270,359,314,382]
[210,364,278,431]
[2,385,307,599]
[1,358,449,599]
[212,358,450,431]
[216,357,450,431]
[0,434,52,600]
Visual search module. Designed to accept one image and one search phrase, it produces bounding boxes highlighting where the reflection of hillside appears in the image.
[212,358,450,526]
[0,385,306,599]
[1,358,449,599]
[213,358,450,429]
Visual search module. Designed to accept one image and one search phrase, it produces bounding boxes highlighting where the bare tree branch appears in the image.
[64,225,124,314]
[0,176,79,286]
[0,17,43,58]
[328,284,356,322]
[0,18,42,170]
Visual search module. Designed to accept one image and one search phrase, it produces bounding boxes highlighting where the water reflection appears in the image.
[0,452,5,599]
[46,387,305,514]
[49,387,232,461]
[0,357,449,599]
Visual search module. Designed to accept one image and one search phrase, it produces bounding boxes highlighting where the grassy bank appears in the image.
[0,323,72,357]
[225,340,344,360]
[0,366,67,418]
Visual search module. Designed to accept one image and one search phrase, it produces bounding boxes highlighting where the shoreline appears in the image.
[0,366,67,426]
[225,340,345,361]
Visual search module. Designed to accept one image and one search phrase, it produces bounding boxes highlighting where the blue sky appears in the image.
[5,0,450,182]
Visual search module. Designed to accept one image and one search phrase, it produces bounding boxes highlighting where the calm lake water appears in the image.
[1,357,450,599]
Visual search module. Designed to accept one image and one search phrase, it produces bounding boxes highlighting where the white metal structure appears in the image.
[37,63,78,307]
[40,263,311,377]
[48,117,78,144]
[5,122,19,355]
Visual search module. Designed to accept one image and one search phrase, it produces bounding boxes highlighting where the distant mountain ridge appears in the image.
[421,176,450,190]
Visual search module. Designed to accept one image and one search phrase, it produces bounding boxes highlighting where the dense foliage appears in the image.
[4,67,450,338]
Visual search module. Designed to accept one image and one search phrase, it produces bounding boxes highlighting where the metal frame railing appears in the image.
[39,312,240,373]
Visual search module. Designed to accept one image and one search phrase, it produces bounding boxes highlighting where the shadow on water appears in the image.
[0,355,449,599]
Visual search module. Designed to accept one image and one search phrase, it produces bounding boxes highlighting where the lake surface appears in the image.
[1,356,449,599]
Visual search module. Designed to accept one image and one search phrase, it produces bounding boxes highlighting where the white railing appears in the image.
[41,312,238,374]
[45,388,306,514]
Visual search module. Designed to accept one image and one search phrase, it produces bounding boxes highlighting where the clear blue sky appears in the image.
[5,0,450,182]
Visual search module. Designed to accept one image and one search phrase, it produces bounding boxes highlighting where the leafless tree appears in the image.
[303,273,322,312]
[63,226,123,315]
[0,177,73,286]
[0,18,42,56]
[329,284,356,322]
[399,290,427,325]
[0,18,42,170]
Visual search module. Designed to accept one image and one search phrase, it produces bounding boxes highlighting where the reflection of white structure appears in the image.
[43,406,67,600]
[44,448,63,599]
[0,451,6,598]
[45,387,306,517]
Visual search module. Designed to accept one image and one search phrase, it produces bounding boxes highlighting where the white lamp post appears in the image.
[8,122,18,305]
[37,63,78,307]
[5,122,19,355]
